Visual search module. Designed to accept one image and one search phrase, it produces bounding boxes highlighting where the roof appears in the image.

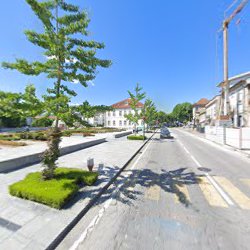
[217,71,250,88]
[193,98,209,107]
[205,95,220,108]
[111,98,144,109]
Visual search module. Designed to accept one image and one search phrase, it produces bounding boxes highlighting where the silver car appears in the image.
[160,127,170,139]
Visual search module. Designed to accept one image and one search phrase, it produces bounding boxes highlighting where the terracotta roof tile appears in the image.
[194,98,209,106]
[111,98,144,109]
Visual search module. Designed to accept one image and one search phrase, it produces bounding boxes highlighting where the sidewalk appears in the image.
[0,134,152,249]
[177,128,250,157]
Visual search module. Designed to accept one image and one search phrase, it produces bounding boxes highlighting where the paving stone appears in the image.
[0,134,148,248]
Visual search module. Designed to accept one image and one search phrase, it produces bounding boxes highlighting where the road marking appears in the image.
[69,137,154,250]
[174,184,191,204]
[241,179,250,188]
[205,173,234,206]
[198,177,228,207]
[214,177,250,210]
[145,185,161,201]
[176,138,234,206]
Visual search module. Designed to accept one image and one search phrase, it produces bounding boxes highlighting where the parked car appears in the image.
[160,127,171,139]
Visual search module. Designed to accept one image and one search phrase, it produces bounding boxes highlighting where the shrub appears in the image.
[32,117,53,127]
[0,134,21,141]
[9,168,98,209]
[82,132,95,137]
[127,135,147,140]
[19,132,48,141]
[0,140,27,147]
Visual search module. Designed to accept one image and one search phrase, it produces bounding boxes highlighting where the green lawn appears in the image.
[9,168,98,209]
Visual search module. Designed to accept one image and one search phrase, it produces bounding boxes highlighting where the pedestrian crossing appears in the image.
[144,176,250,210]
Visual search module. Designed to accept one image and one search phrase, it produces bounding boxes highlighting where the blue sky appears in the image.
[0,1,249,112]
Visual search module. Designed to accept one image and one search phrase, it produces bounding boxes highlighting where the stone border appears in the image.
[114,130,132,138]
[45,132,156,250]
[0,138,106,173]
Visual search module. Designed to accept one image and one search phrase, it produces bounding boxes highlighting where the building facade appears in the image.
[205,95,221,126]
[192,98,209,128]
[104,98,144,129]
[218,72,250,127]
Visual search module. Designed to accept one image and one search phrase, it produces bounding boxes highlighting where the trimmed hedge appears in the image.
[127,135,147,140]
[0,140,27,147]
[9,168,98,209]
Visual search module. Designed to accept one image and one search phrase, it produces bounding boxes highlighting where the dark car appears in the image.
[160,127,171,139]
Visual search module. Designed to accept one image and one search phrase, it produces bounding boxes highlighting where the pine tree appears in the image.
[2,0,111,179]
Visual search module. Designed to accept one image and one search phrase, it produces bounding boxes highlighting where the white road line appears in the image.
[176,136,235,207]
[69,137,154,250]
[205,173,234,206]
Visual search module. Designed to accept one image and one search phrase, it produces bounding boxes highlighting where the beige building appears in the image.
[205,95,221,126]
[193,98,209,128]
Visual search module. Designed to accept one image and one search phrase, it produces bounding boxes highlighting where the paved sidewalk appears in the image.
[177,128,250,157]
[0,133,115,162]
[0,134,152,249]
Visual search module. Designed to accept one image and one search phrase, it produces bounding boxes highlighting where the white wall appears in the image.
[205,126,250,149]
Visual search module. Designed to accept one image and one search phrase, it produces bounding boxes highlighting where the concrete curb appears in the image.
[178,129,250,158]
[114,130,132,138]
[0,138,106,173]
[45,132,156,250]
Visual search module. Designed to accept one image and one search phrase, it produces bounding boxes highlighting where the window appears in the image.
[113,111,116,116]
[113,120,116,126]
[124,120,127,126]
[119,111,122,116]
[108,121,110,126]
[119,120,122,126]
[108,112,111,117]
[124,110,127,116]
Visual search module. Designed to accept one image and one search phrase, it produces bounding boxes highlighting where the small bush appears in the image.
[0,140,27,147]
[19,132,48,141]
[32,117,53,127]
[9,168,98,209]
[127,135,147,140]
[82,132,95,137]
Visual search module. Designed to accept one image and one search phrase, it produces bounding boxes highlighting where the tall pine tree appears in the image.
[2,0,111,179]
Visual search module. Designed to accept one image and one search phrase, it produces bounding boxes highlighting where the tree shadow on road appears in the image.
[116,167,201,208]
[66,165,202,210]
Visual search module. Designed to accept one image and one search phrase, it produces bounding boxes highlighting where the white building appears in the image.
[104,98,144,129]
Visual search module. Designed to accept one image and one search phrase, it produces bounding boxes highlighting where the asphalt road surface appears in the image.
[58,128,250,250]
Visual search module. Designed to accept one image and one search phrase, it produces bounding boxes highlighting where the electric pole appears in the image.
[220,0,248,117]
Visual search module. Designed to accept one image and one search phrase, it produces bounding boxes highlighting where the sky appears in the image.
[0,0,250,112]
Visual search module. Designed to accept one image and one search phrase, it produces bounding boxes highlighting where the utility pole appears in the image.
[220,0,248,117]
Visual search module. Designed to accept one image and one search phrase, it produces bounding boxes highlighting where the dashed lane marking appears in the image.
[214,176,250,210]
[198,177,228,208]
[145,185,161,201]
[241,179,250,189]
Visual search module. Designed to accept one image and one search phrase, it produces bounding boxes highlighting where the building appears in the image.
[218,72,250,127]
[193,98,209,129]
[104,98,144,129]
[205,95,221,126]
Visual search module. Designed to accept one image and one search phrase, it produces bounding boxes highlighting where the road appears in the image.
[57,128,250,250]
